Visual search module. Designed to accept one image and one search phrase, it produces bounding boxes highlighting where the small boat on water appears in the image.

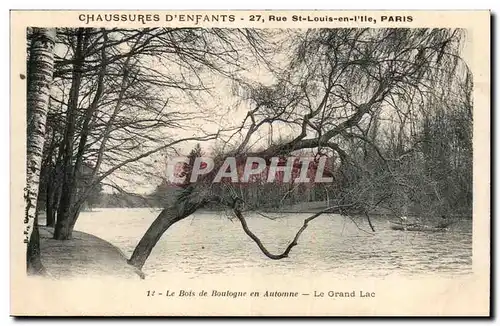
[389,221,450,232]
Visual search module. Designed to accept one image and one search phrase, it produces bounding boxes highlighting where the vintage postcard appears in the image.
[10,10,490,316]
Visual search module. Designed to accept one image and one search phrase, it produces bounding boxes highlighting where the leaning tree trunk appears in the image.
[25,27,56,275]
[127,208,184,270]
[128,191,206,270]
[66,201,84,238]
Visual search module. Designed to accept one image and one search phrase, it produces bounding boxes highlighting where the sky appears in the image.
[102,28,474,195]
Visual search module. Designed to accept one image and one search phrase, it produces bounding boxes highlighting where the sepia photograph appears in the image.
[11,10,490,316]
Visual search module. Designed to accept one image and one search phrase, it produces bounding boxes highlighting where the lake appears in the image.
[74,208,472,279]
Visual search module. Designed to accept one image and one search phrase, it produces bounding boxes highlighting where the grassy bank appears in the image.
[39,227,144,279]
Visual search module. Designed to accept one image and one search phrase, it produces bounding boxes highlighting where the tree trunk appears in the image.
[25,27,56,275]
[42,128,57,228]
[54,195,74,239]
[54,28,87,240]
[45,201,55,227]
[45,178,55,227]
[67,203,83,235]
[128,208,180,270]
[56,30,109,236]
[27,215,45,275]
[54,205,79,240]
[128,195,203,270]
[44,158,56,227]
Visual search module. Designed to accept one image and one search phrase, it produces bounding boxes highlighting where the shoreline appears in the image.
[39,226,144,280]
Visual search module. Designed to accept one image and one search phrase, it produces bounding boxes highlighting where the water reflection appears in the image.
[75,208,472,279]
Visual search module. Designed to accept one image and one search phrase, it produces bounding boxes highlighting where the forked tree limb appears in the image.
[232,204,355,260]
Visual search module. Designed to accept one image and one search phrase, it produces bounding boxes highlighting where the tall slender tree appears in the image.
[25,28,56,274]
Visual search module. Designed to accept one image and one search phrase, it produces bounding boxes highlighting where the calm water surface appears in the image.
[74,208,472,279]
